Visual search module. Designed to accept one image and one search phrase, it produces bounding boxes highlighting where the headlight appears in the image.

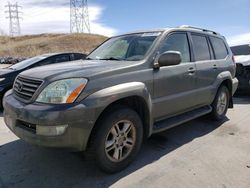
[36,78,87,104]
[0,78,5,82]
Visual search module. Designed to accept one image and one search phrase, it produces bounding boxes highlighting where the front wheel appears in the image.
[210,86,230,121]
[89,107,143,173]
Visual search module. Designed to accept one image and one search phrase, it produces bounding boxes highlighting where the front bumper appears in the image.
[236,64,250,92]
[3,90,96,151]
[232,77,239,95]
[236,76,250,92]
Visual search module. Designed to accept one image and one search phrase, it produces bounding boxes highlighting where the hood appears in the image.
[235,55,250,66]
[0,68,15,77]
[20,60,139,80]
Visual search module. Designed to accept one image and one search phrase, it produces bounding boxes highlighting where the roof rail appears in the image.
[179,25,219,35]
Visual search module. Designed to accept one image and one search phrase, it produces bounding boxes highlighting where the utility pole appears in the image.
[70,0,90,33]
[5,2,22,36]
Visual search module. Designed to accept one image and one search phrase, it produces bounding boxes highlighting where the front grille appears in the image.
[13,76,43,101]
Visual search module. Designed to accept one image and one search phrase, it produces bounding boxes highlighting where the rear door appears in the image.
[153,32,197,120]
[190,33,220,106]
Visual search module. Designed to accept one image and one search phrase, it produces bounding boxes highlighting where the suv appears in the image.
[231,44,250,92]
[3,26,238,173]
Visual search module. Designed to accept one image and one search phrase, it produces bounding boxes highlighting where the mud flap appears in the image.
[229,97,234,108]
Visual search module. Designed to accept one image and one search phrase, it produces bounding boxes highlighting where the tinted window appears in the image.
[38,55,70,66]
[35,58,53,66]
[73,53,87,60]
[160,33,190,62]
[210,37,228,59]
[36,55,69,67]
[9,56,46,70]
[231,45,250,55]
[191,35,210,61]
[54,55,70,63]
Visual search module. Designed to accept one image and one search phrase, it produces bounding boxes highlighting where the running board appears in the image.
[152,106,212,134]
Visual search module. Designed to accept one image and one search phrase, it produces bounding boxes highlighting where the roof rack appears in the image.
[179,25,219,35]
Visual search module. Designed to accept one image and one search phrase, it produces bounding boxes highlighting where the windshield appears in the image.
[87,32,162,61]
[9,56,46,70]
[231,45,250,56]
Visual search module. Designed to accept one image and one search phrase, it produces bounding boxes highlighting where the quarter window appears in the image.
[210,37,228,59]
[160,33,191,62]
[191,35,210,61]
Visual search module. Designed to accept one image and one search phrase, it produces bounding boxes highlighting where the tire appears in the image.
[89,106,143,173]
[210,86,230,121]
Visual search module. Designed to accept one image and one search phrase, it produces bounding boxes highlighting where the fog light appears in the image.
[36,125,68,136]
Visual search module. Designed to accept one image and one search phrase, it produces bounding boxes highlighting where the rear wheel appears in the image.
[89,107,143,173]
[210,86,230,120]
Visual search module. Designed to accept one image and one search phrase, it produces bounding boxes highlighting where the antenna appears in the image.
[70,0,91,33]
[5,2,22,36]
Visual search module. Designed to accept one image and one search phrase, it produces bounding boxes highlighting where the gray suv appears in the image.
[3,26,238,173]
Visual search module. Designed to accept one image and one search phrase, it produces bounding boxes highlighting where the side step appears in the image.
[152,106,212,134]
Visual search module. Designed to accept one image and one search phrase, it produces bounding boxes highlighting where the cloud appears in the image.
[227,33,250,46]
[0,0,117,37]
[23,0,69,7]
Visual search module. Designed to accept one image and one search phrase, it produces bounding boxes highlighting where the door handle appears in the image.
[213,64,217,69]
[188,67,195,74]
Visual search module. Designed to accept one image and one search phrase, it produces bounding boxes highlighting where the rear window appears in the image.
[210,37,228,59]
[231,45,250,56]
[191,34,210,61]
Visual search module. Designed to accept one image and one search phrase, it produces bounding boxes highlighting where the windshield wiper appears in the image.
[99,57,122,61]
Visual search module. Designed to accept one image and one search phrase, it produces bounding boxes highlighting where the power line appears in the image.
[70,0,90,33]
[5,2,22,36]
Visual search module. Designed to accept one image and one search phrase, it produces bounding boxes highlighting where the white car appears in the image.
[231,44,250,93]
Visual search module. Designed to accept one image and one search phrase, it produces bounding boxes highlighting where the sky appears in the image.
[0,0,249,46]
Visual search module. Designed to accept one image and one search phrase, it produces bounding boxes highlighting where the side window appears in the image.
[34,58,53,67]
[191,34,210,61]
[210,37,228,59]
[54,55,70,63]
[160,33,190,62]
[73,53,87,60]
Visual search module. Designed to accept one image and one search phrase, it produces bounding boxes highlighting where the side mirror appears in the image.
[157,51,182,67]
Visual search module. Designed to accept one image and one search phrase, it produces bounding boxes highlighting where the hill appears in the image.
[0,33,107,58]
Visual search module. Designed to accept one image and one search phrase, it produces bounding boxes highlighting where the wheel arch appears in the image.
[84,82,153,150]
[220,79,233,108]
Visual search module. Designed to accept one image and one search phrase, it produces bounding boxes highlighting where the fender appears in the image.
[212,71,238,108]
[83,82,154,135]
[212,71,233,94]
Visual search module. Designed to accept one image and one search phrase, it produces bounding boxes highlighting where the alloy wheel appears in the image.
[105,120,136,162]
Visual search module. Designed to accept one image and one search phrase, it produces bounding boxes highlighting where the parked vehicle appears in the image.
[231,44,250,93]
[0,57,26,64]
[3,26,238,173]
[0,52,86,108]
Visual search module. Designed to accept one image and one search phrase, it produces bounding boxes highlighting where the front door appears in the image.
[153,32,197,121]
